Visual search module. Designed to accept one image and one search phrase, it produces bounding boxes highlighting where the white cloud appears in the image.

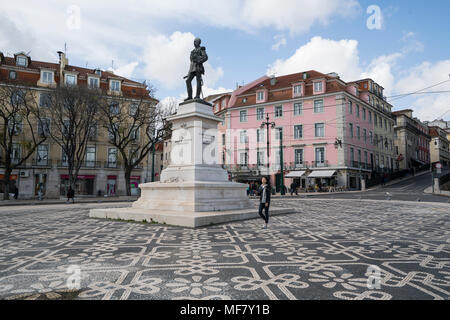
[272,35,287,51]
[266,36,450,121]
[394,60,450,121]
[142,31,224,90]
[241,0,359,34]
[267,36,363,80]
[361,53,402,96]
[110,61,139,79]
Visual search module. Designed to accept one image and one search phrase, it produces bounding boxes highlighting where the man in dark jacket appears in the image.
[258,177,271,229]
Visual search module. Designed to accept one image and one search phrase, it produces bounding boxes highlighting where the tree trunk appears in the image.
[2,169,12,200]
[124,168,132,196]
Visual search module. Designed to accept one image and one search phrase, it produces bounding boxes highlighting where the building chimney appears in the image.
[270,75,277,86]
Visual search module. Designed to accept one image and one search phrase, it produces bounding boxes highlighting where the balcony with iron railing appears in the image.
[287,161,309,170]
[57,160,102,168]
[104,161,121,169]
[311,160,329,168]
[32,158,52,167]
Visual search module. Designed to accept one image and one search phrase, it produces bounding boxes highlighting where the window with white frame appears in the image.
[110,80,121,92]
[36,144,49,165]
[8,115,22,135]
[362,108,366,120]
[41,71,54,84]
[16,56,27,67]
[88,122,97,139]
[38,118,51,137]
[294,125,303,139]
[357,126,360,140]
[294,102,302,116]
[314,99,324,113]
[240,110,248,122]
[257,151,264,166]
[294,149,303,166]
[349,123,353,138]
[293,84,302,96]
[256,129,264,143]
[240,130,248,143]
[65,74,76,85]
[275,127,283,140]
[109,101,120,114]
[315,147,325,165]
[350,147,354,163]
[85,146,96,167]
[368,111,372,122]
[257,91,264,101]
[11,143,21,164]
[89,77,99,88]
[313,81,323,93]
[239,152,248,166]
[348,100,353,114]
[315,123,324,137]
[275,105,283,118]
[356,104,360,117]
[364,151,368,165]
[358,149,362,164]
[39,93,51,108]
[363,129,367,142]
[9,70,17,80]
[107,148,118,167]
[256,107,264,120]
[129,103,139,116]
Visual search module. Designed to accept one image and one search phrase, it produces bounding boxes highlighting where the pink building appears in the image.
[211,71,396,191]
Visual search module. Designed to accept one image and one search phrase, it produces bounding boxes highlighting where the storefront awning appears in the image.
[285,171,307,178]
[308,170,337,178]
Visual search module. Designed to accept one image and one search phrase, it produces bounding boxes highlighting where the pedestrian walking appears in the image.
[37,184,44,201]
[257,177,271,229]
[290,182,298,196]
[13,186,19,200]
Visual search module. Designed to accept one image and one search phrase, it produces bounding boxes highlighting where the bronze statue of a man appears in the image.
[184,38,208,101]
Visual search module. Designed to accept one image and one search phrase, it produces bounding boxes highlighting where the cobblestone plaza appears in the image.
[0,199,449,300]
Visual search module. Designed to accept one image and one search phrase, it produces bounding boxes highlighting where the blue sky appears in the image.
[1,0,449,120]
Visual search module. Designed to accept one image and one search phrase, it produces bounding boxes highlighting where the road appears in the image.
[301,169,450,203]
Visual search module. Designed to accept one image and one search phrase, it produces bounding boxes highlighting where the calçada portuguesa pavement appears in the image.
[0,198,449,300]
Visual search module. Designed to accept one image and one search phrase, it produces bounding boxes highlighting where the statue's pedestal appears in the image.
[89,101,291,227]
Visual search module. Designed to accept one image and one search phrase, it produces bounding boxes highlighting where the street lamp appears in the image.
[260,113,275,184]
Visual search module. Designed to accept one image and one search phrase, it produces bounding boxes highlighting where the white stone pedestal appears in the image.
[89,100,291,227]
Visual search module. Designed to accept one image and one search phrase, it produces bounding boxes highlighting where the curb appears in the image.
[286,197,450,207]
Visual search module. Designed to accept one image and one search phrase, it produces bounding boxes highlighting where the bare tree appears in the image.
[98,88,171,195]
[44,85,99,194]
[0,83,46,199]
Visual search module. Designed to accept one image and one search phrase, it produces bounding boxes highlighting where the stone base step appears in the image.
[89,206,293,228]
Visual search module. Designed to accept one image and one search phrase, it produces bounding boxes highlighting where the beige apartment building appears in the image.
[0,51,158,199]
[393,109,431,170]
[429,126,450,166]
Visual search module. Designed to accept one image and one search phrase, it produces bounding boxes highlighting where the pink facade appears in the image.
[214,71,396,190]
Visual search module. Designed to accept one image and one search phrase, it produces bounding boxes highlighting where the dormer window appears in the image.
[293,84,302,97]
[94,69,102,76]
[110,80,121,92]
[65,74,76,86]
[257,91,264,101]
[88,77,99,88]
[313,81,323,93]
[16,56,27,67]
[41,71,54,84]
